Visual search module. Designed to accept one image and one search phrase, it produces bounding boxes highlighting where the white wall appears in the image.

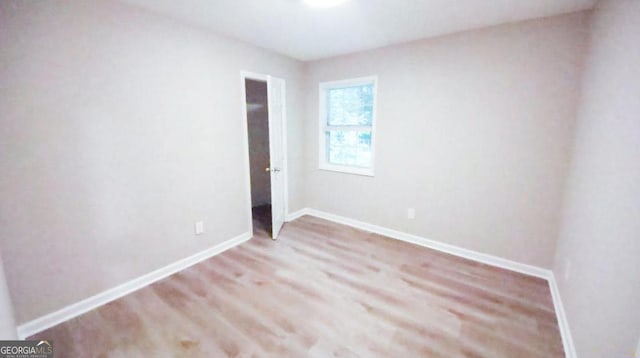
[0,0,304,324]
[0,252,17,339]
[246,79,271,207]
[553,0,640,357]
[302,13,589,268]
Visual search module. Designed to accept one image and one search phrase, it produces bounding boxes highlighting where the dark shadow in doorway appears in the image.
[252,204,272,238]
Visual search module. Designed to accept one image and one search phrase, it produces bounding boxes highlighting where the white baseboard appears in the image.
[548,274,577,358]
[300,208,550,279]
[17,232,251,339]
[18,209,577,358]
[289,207,576,358]
[285,208,308,222]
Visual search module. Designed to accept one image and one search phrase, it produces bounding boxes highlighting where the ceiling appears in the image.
[119,0,597,61]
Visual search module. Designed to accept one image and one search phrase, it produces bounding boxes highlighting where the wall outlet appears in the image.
[195,221,204,235]
[407,208,415,219]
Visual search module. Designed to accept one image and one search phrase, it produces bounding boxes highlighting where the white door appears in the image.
[267,76,286,239]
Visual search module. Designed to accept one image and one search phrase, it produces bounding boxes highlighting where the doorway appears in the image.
[242,73,287,240]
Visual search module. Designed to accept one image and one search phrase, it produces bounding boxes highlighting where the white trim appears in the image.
[19,207,577,358]
[241,71,289,234]
[318,75,378,177]
[240,71,266,237]
[288,207,576,357]
[319,163,375,177]
[285,208,308,222]
[302,208,550,278]
[17,232,251,339]
[240,71,269,82]
[319,76,379,88]
[266,76,288,238]
[548,274,577,358]
[281,82,289,217]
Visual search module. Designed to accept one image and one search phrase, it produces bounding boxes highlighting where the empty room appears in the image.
[0,0,638,357]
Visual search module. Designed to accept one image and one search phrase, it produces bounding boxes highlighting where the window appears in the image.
[318,76,377,176]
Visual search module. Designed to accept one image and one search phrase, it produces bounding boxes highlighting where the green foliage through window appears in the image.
[326,84,374,126]
[322,80,375,170]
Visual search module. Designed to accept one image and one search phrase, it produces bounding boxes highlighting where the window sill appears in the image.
[319,164,374,177]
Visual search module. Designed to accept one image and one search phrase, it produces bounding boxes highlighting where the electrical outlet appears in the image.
[195,221,204,235]
[407,208,415,219]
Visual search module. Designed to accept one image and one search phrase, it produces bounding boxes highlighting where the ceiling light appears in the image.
[303,0,348,8]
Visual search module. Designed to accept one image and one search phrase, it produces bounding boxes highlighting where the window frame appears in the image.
[318,75,378,176]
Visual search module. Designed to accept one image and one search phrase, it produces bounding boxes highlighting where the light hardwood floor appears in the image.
[31,215,564,357]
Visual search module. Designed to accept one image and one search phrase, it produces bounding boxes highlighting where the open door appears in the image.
[267,76,286,239]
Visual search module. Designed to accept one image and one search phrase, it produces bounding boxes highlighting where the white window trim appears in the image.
[318,75,378,177]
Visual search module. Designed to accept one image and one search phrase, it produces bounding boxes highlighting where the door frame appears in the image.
[240,71,289,237]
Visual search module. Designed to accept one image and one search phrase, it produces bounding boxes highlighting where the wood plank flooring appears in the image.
[30,216,564,357]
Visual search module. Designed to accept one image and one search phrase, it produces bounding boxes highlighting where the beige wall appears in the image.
[302,13,589,268]
[3,4,635,355]
[0,252,17,339]
[0,0,304,323]
[553,0,640,357]
[246,80,271,207]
